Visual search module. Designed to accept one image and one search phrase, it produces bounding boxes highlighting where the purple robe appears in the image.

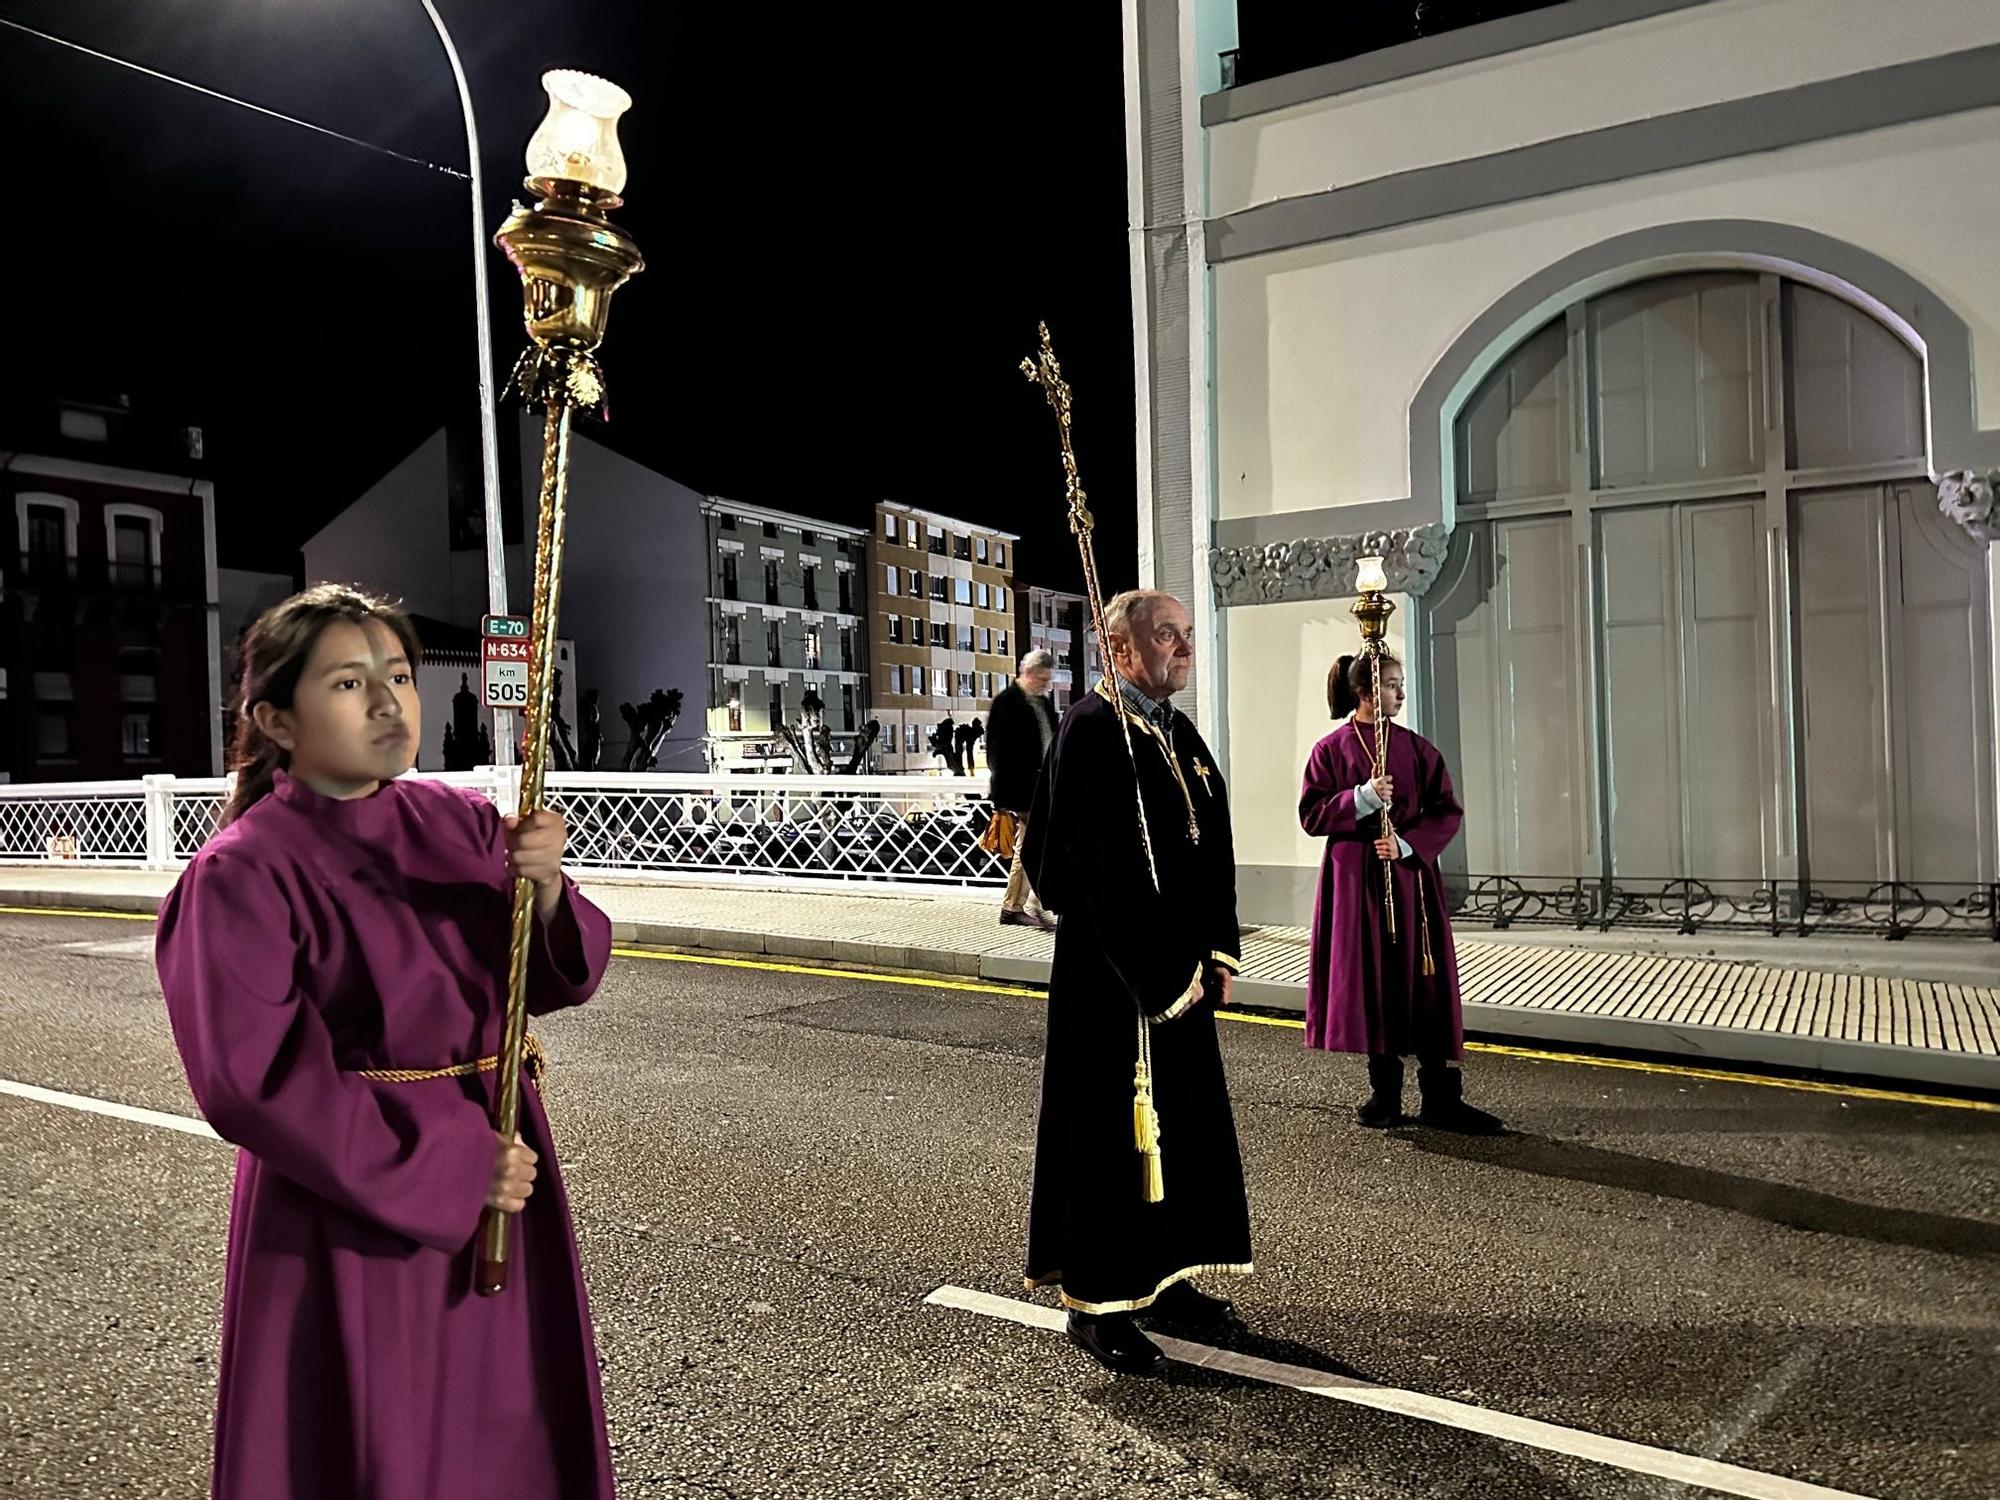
[1299,720,1466,1060]
[155,769,615,1500]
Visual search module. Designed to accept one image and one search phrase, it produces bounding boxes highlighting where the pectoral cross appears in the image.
[1192,759,1212,792]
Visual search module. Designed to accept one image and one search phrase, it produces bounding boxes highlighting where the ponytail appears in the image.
[1328,655,1359,719]
[218,584,420,829]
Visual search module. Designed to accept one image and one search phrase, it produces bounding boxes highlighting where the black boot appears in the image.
[1355,1055,1404,1128]
[1417,1063,1502,1134]
[1067,1311,1166,1375]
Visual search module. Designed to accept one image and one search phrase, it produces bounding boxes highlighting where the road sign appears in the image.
[482,617,531,708]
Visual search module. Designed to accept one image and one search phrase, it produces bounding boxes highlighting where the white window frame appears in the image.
[16,492,80,557]
[104,503,164,578]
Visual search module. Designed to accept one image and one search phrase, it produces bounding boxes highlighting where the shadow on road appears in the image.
[1401,1128,2000,1259]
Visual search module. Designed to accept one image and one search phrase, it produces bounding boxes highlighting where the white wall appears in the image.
[302,430,456,616]
[1208,0,2000,217]
[1213,108,2000,520]
[520,413,707,771]
[1223,594,1413,878]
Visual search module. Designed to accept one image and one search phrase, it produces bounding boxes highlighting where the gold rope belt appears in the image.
[355,1034,547,1093]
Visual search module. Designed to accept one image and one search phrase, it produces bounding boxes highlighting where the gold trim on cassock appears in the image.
[1149,962,1207,1024]
[1208,951,1241,975]
[1024,1261,1256,1316]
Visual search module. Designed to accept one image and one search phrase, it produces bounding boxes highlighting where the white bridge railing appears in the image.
[0,772,1009,895]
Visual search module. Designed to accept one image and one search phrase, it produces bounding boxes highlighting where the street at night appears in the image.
[4,908,1995,1499]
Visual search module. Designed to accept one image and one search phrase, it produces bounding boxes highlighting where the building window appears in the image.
[956,626,974,652]
[803,565,818,611]
[935,669,951,698]
[995,542,1007,568]
[882,512,896,542]
[979,627,992,653]
[976,536,989,563]
[769,681,785,728]
[930,621,949,649]
[908,615,922,642]
[908,567,924,596]
[837,571,852,612]
[889,664,903,695]
[728,693,743,732]
[905,723,921,754]
[723,615,741,664]
[954,577,972,606]
[122,712,156,759]
[997,629,1009,657]
[763,521,778,538]
[841,684,855,731]
[976,581,989,609]
[956,671,974,698]
[837,538,851,556]
[884,564,899,597]
[25,503,67,580]
[720,512,736,531]
[805,627,822,670]
[839,626,853,669]
[764,559,780,604]
[994,585,1008,612]
[802,530,817,547]
[928,528,946,557]
[928,575,947,603]
[954,534,971,561]
[36,709,72,759]
[110,516,156,589]
[886,614,902,644]
[767,619,782,667]
[722,554,739,600]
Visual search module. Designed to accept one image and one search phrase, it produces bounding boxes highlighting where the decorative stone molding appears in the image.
[1937,470,2000,545]
[1210,523,1450,606]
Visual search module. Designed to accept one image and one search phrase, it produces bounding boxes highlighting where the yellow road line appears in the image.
[0,903,155,922]
[5,907,1991,1114]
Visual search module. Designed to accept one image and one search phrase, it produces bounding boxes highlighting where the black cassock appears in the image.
[1021,683,1253,1313]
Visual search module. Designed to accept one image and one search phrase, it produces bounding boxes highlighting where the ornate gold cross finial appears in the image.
[1020,321,1094,537]
[1192,759,1212,791]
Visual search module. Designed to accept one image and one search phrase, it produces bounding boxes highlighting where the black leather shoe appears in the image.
[1067,1312,1166,1376]
[1142,1279,1238,1329]
[1356,1055,1404,1128]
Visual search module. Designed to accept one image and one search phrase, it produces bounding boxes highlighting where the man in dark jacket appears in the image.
[986,649,1060,928]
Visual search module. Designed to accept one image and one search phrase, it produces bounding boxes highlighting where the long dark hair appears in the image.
[220,584,421,828]
[1327,651,1402,720]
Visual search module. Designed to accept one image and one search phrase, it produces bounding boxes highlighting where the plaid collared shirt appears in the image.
[1112,672,1176,734]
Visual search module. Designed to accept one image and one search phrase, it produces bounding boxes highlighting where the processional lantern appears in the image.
[476,70,644,1297]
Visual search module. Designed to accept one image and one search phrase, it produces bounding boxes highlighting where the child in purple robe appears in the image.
[155,584,617,1500]
[1298,651,1501,1134]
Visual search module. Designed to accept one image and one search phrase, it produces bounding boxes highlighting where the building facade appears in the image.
[703,499,869,772]
[1,398,221,783]
[1127,0,2000,925]
[306,411,708,773]
[1017,584,1103,713]
[865,502,1019,773]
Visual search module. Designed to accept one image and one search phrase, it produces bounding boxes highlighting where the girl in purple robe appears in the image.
[155,585,617,1499]
[1298,651,1500,1134]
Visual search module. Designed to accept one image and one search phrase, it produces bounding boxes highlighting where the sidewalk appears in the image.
[5,867,1998,1091]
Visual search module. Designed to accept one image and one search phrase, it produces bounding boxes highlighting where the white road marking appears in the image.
[924,1286,1875,1500]
[60,936,157,957]
[0,1077,220,1139]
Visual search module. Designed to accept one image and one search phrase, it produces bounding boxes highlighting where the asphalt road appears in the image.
[2,908,1997,1499]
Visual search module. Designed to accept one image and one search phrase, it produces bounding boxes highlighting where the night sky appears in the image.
[0,0,1136,596]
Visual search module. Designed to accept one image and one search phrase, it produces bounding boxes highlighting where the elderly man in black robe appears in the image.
[1021,587,1251,1376]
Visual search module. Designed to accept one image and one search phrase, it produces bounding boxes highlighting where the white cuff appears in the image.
[1396,834,1412,860]
[1354,781,1384,817]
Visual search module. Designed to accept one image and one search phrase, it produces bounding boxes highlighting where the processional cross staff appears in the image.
[476,70,645,1297]
[1020,322,1170,1203]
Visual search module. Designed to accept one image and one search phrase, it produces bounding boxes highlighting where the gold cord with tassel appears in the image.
[1134,1016,1165,1203]
[1418,870,1437,977]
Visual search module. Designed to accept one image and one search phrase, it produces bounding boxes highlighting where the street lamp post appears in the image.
[417,0,514,765]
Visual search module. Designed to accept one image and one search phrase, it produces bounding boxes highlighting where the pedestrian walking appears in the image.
[984,648,1061,930]
[154,584,617,1499]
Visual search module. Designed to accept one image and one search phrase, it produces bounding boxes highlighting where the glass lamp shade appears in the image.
[1355,554,1388,593]
[524,70,632,193]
